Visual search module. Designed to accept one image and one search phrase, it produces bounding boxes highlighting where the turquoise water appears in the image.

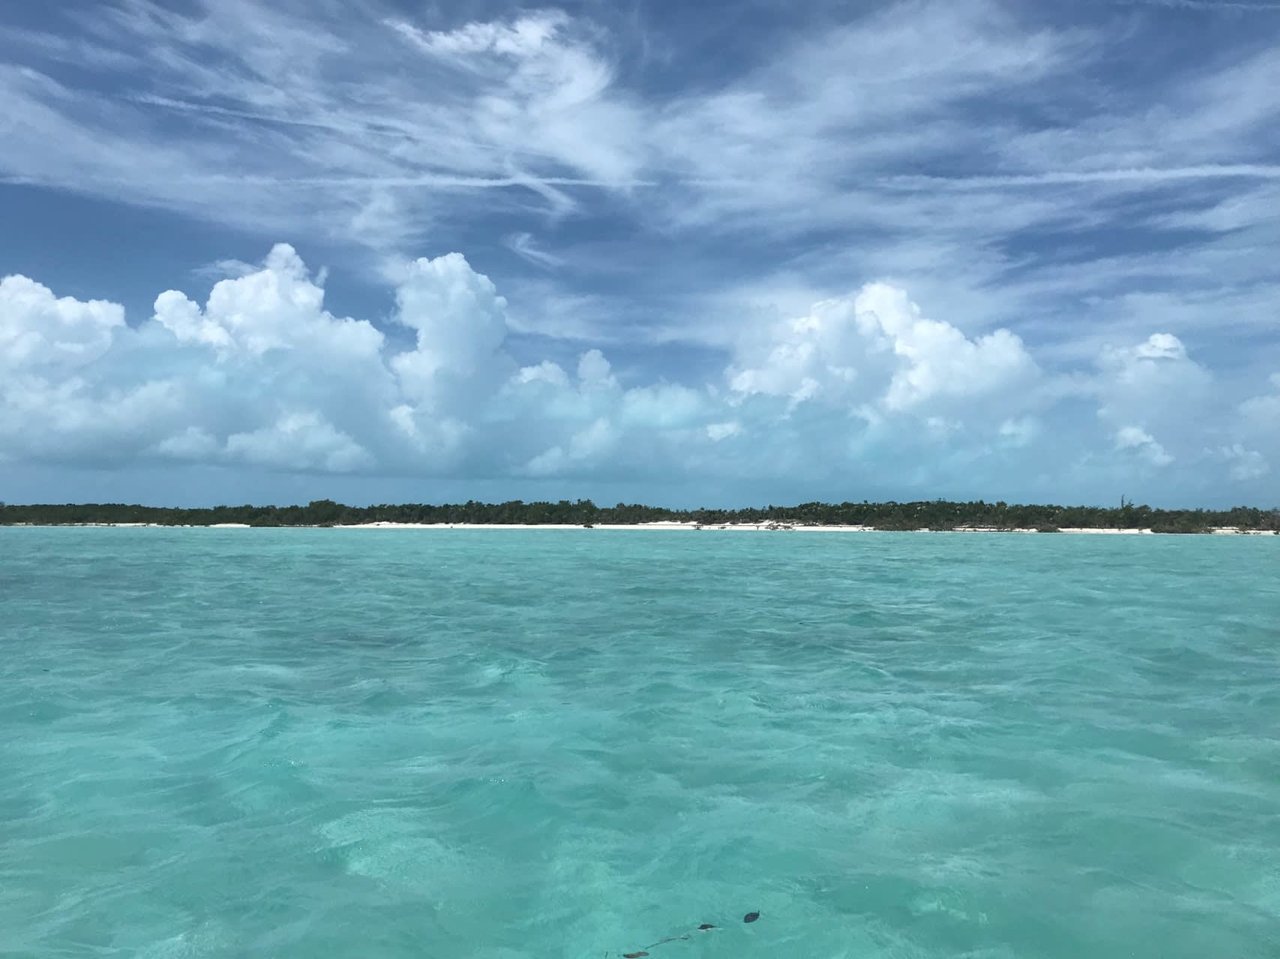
[2,529,1278,958]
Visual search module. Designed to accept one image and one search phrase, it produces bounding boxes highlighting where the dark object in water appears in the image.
[646,936,690,948]
[743,911,760,923]
[619,913,739,956]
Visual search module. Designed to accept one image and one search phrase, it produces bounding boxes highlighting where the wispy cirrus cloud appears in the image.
[1116,0,1280,11]
[881,165,1280,189]
[4,0,1277,270]
[504,232,566,269]
[0,0,644,252]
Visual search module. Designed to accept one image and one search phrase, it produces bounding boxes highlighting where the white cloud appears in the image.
[707,421,741,442]
[998,417,1039,447]
[0,374,185,463]
[1240,374,1280,430]
[2,0,1277,399]
[1132,332,1189,361]
[381,251,515,464]
[1217,444,1269,481]
[389,14,557,59]
[1234,375,1280,483]
[513,360,572,389]
[653,0,1076,230]
[225,412,372,473]
[856,284,1038,412]
[728,282,1037,419]
[0,274,124,370]
[620,383,706,428]
[1,246,724,483]
[388,252,514,439]
[386,10,641,185]
[1095,333,1215,454]
[0,245,1272,502]
[1124,1,1280,11]
[523,415,619,477]
[5,0,1262,263]
[728,296,861,408]
[1115,426,1174,467]
[0,3,642,252]
[577,349,616,390]
[154,244,383,359]
[1099,332,1201,385]
[155,426,219,459]
[504,232,566,269]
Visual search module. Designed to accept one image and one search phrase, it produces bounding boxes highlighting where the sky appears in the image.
[1,0,1278,508]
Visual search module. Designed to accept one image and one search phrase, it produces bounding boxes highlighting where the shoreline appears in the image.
[4,521,1276,535]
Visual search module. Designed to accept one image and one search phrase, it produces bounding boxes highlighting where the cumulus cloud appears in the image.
[1094,332,1216,462]
[155,426,219,460]
[1240,373,1280,431]
[0,274,123,370]
[380,251,536,465]
[523,417,617,477]
[0,245,1269,501]
[858,284,1038,412]
[1217,444,1269,481]
[1,376,185,464]
[154,244,384,360]
[1230,374,1280,484]
[1,245,726,482]
[706,421,742,442]
[0,274,182,463]
[390,252,512,410]
[498,344,713,479]
[1114,426,1174,467]
[728,296,862,408]
[998,417,1039,447]
[577,349,616,390]
[728,282,1038,420]
[225,412,372,473]
[1132,332,1188,361]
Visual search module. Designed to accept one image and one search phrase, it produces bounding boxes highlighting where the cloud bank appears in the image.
[2,246,1273,505]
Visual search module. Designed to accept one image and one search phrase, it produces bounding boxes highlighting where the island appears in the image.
[2,499,1277,534]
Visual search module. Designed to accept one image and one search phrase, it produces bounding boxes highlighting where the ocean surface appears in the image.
[2,528,1278,958]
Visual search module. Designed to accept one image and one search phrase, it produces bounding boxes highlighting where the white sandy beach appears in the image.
[11,522,1274,535]
[329,522,1277,535]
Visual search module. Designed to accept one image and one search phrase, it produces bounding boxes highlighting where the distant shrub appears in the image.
[1150,523,1209,534]
[873,519,925,531]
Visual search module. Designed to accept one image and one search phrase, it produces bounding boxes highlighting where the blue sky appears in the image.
[1,0,1278,508]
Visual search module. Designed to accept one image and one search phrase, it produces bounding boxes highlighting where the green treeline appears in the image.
[1,498,1278,532]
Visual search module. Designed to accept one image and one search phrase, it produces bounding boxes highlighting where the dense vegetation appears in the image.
[1,498,1277,532]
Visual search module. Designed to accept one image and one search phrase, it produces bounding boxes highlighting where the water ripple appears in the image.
[2,528,1277,957]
